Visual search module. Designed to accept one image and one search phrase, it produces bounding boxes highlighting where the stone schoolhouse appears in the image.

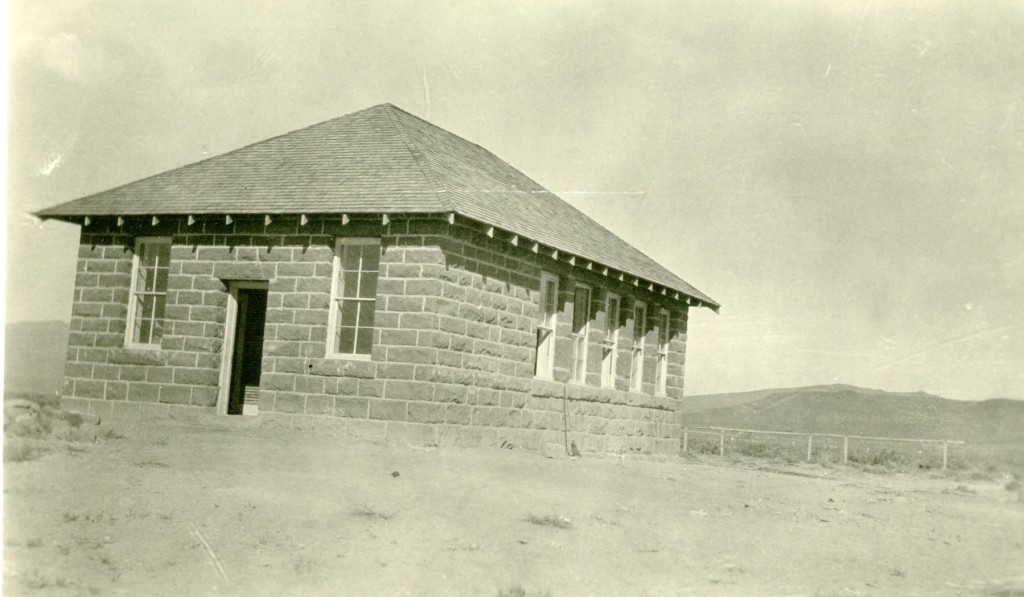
[36,104,718,455]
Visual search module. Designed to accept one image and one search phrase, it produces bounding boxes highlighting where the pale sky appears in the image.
[6,1,1023,400]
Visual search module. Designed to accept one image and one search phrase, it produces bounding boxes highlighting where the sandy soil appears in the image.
[4,420,1024,596]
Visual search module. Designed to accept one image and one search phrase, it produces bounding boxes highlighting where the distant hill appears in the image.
[678,384,885,414]
[682,385,1024,443]
[4,320,69,397]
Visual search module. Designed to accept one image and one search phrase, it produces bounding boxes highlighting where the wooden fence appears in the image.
[681,426,966,470]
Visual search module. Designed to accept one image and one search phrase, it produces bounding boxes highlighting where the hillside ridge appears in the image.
[682,386,1024,443]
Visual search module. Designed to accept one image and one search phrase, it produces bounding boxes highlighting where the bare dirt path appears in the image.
[4,421,1023,596]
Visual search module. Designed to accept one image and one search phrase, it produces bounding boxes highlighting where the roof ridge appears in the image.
[381,105,453,212]
[384,104,533,188]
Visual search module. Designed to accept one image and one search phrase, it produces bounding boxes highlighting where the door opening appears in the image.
[220,284,268,415]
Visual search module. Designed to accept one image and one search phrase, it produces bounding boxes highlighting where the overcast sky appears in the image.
[6,1,1023,400]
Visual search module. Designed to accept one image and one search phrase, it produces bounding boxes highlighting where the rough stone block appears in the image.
[377,362,415,380]
[357,379,385,397]
[472,406,508,427]
[401,313,440,330]
[296,277,330,293]
[405,279,442,296]
[443,404,472,428]
[127,382,160,402]
[385,263,422,278]
[417,330,451,349]
[407,402,445,424]
[386,346,436,365]
[261,373,295,391]
[276,262,316,277]
[305,394,335,416]
[324,377,359,396]
[380,329,418,346]
[173,367,220,386]
[159,385,191,405]
[385,380,434,402]
[147,367,173,383]
[368,398,407,421]
[295,375,326,394]
[274,392,306,414]
[276,324,311,342]
[387,296,424,312]
[185,387,215,408]
[106,381,128,401]
[335,397,368,418]
[264,341,301,358]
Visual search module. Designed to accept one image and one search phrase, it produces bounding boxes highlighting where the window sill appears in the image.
[324,353,372,362]
[123,343,162,352]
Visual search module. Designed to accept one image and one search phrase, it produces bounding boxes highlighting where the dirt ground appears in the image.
[4,420,1024,596]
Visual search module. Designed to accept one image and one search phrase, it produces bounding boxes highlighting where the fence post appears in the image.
[806,434,813,462]
[843,436,849,464]
[719,429,725,457]
[682,431,688,454]
[942,441,949,471]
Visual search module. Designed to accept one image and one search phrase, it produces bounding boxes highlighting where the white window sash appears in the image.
[630,301,646,392]
[601,292,620,388]
[656,309,670,396]
[570,284,591,384]
[326,237,380,359]
[124,236,171,349]
[535,272,559,379]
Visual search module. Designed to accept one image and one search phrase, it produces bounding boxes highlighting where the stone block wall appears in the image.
[61,214,691,455]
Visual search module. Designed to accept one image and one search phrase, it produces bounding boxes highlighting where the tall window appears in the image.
[126,237,171,348]
[327,238,380,357]
[534,272,559,379]
[601,293,620,388]
[630,301,647,392]
[656,309,670,396]
[570,284,591,384]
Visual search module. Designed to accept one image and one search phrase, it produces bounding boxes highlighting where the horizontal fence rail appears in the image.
[681,426,966,470]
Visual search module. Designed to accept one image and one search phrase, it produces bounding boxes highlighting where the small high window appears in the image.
[327,238,380,358]
[656,309,670,396]
[630,301,647,392]
[570,284,591,384]
[601,292,620,388]
[126,237,171,348]
[535,272,559,379]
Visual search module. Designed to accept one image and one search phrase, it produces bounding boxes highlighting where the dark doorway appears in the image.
[227,288,268,415]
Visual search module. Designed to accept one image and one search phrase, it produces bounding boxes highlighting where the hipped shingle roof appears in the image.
[36,104,717,309]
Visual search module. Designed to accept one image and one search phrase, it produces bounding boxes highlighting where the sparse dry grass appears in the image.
[497,583,552,597]
[350,505,396,521]
[524,514,572,529]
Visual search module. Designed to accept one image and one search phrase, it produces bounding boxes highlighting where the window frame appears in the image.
[569,283,592,385]
[630,300,647,392]
[656,309,670,396]
[534,271,559,379]
[124,236,172,349]
[601,292,621,388]
[326,237,381,360]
